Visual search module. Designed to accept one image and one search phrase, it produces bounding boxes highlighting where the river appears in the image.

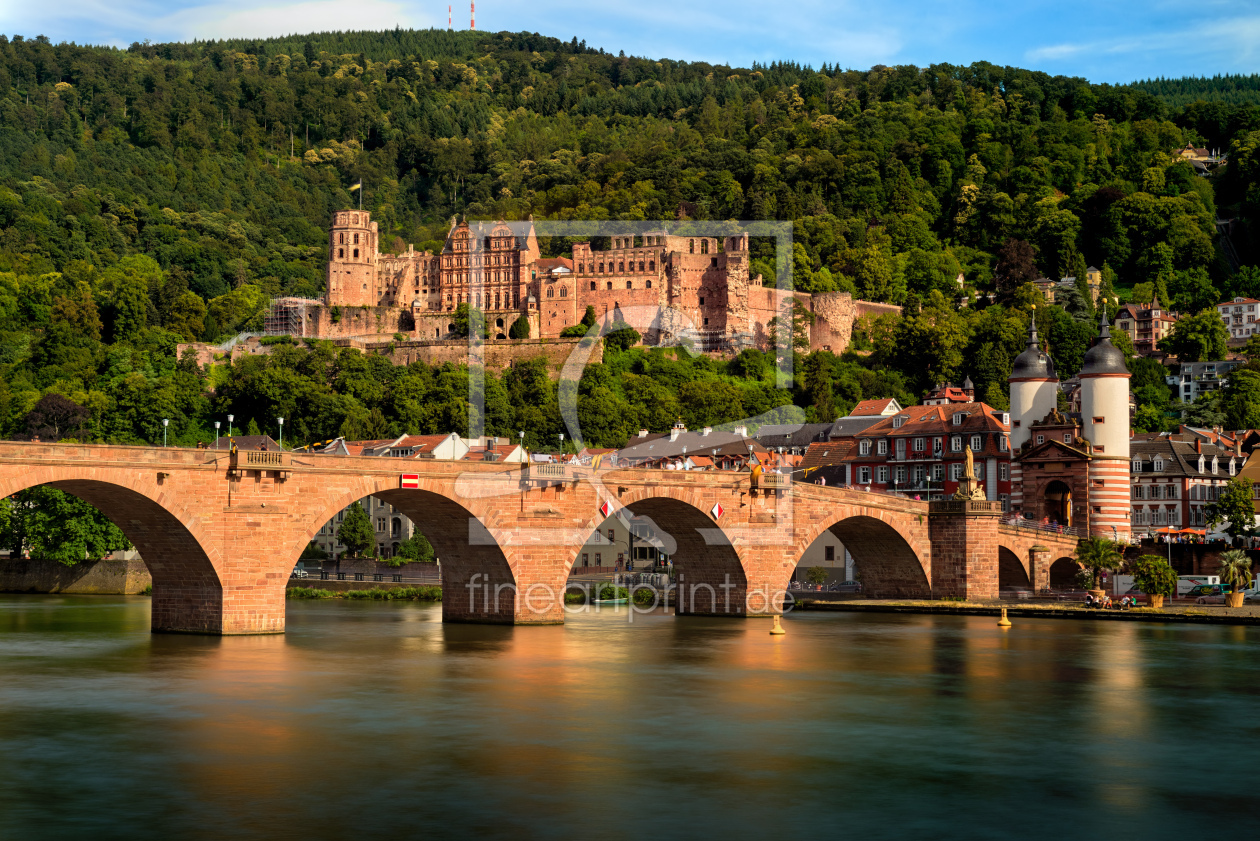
[0,595,1256,840]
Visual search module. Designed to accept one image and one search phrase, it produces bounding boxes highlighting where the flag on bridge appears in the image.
[400,474,420,489]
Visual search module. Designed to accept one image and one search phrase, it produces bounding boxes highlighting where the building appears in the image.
[1031,268,1102,305]
[1129,436,1239,533]
[1009,311,1131,539]
[270,210,901,356]
[313,495,418,560]
[922,379,975,405]
[1167,360,1246,404]
[753,423,835,455]
[1215,297,1260,341]
[817,402,1012,502]
[1114,297,1179,355]
[616,421,768,468]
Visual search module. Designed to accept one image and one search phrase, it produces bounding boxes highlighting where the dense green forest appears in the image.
[4,26,1260,463]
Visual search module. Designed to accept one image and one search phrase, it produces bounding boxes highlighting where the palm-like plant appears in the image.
[1218,549,1254,594]
[1075,537,1125,590]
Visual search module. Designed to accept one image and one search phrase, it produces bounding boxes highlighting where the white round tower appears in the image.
[1008,310,1058,452]
[1078,309,1131,540]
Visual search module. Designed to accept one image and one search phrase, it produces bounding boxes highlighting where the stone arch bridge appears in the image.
[0,442,1079,634]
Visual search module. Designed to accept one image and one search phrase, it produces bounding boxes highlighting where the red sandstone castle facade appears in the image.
[270,211,898,354]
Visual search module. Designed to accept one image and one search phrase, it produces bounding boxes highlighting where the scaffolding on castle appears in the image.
[264,297,321,338]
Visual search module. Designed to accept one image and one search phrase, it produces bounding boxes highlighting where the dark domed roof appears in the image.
[1079,310,1129,377]
[1010,315,1057,381]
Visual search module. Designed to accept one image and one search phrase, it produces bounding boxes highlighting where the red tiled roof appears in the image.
[800,440,853,470]
[850,398,897,416]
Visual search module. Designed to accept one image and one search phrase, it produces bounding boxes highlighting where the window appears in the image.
[999,436,1008,452]
[965,435,980,451]
[591,281,597,291]
[895,466,907,484]
[951,436,963,452]
[932,464,945,481]
[895,439,906,459]
[999,463,1008,481]
[338,248,344,258]
[607,529,615,543]
[1132,459,1142,473]
[1063,433,1072,443]
[1037,435,1045,445]
[877,466,889,483]
[825,546,835,562]
[353,249,359,258]
[1198,456,1206,473]
[933,437,943,454]
[560,287,568,297]
[859,440,871,456]
[626,281,632,289]
[912,438,925,452]
[953,413,963,425]
[646,280,652,288]
[595,553,602,565]
[1230,459,1237,476]
[893,416,906,428]
[1152,457,1164,471]
[877,440,888,455]
[1133,485,1145,500]
[859,466,871,484]
[950,464,963,481]
[1093,416,1104,424]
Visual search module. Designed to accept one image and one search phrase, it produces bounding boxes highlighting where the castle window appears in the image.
[591,281,597,291]
[339,233,345,244]
[649,260,655,271]
[353,233,359,244]
[701,240,709,254]
[699,297,705,305]
[560,287,567,297]
[689,240,695,253]
[599,263,605,273]
[607,282,613,290]
[578,263,584,273]
[338,249,344,258]
[619,262,625,273]
[547,288,554,298]
[626,281,632,289]
[353,249,359,258]
[639,262,645,272]
[646,280,652,289]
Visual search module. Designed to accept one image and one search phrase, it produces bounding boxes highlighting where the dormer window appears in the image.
[970,435,983,451]
[1230,459,1237,476]
[877,440,888,455]
[1212,456,1219,475]
[859,440,871,456]
[1198,456,1206,473]
[952,413,963,425]
[1132,459,1142,473]
[999,437,1008,452]
[1152,457,1163,472]
[951,436,963,452]
[1001,413,1010,426]
[893,416,906,428]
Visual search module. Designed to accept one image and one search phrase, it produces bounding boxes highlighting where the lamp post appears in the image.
[278,417,284,450]
[228,414,234,438]
[558,432,564,456]
[214,420,221,444]
[162,418,169,447]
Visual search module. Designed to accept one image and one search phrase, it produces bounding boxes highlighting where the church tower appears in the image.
[1078,309,1131,540]
[1007,310,1058,516]
[325,210,379,308]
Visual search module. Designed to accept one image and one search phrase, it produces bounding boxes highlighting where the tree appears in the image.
[509,316,530,339]
[1205,477,1256,543]
[603,322,640,352]
[300,542,329,561]
[386,531,434,567]
[1217,549,1253,593]
[580,305,597,328]
[24,394,89,441]
[336,502,375,558]
[452,303,488,339]
[1129,554,1178,599]
[167,291,207,341]
[1158,310,1229,361]
[0,486,131,565]
[1075,537,1125,591]
[805,566,828,585]
[995,238,1039,292]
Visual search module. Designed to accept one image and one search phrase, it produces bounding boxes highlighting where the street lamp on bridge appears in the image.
[228,414,234,438]
[162,418,169,447]
[278,417,284,450]
[214,421,221,443]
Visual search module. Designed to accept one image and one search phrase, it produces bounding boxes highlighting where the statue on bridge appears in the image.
[953,446,987,501]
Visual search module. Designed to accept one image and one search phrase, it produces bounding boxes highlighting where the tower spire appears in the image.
[1097,304,1110,340]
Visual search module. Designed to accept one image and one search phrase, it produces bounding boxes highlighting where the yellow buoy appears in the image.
[997,608,1012,628]
[770,614,787,635]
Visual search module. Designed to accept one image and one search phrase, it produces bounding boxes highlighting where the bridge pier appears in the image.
[928,500,1002,600]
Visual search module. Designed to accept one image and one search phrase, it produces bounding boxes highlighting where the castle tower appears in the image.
[1007,310,1058,516]
[1079,308,1131,540]
[325,210,379,308]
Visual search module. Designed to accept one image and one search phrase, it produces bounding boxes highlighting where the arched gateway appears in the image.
[0,442,1078,634]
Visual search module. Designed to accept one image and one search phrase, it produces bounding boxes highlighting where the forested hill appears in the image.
[4,28,1260,452]
[1131,74,1260,108]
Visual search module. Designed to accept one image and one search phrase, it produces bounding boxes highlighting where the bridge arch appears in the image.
[998,545,1032,590]
[1049,556,1081,589]
[795,511,931,598]
[0,470,225,633]
[580,485,749,616]
[297,479,520,624]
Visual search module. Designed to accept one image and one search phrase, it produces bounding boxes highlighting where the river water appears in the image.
[1,595,1256,840]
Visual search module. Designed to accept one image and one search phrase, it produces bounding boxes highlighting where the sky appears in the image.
[2,0,1258,84]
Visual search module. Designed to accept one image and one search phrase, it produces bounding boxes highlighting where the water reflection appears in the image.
[1,595,1258,841]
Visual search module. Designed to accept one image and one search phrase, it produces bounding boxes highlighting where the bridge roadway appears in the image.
[0,441,1081,634]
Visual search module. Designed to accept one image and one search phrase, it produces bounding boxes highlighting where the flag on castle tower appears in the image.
[349,180,362,192]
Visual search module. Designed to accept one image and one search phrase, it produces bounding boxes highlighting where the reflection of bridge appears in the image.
[0,442,1080,634]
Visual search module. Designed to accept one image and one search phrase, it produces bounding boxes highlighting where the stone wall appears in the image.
[0,558,152,594]
[363,337,603,371]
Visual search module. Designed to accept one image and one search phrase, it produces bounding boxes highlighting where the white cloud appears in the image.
[156,0,431,42]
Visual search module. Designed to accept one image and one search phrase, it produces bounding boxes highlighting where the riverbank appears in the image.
[792,598,1260,625]
[0,559,150,595]
[286,585,441,601]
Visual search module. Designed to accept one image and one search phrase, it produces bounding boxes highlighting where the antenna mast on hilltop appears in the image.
[448,5,451,29]
[471,2,475,29]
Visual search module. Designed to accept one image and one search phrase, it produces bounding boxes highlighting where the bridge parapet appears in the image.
[929,499,1004,516]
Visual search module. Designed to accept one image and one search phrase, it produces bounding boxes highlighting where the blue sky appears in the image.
[2,0,1258,84]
